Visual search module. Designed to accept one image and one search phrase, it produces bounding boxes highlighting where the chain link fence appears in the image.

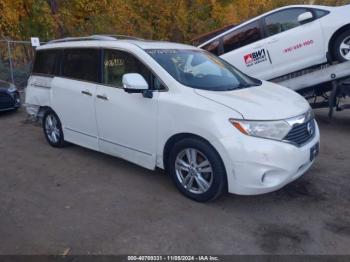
[0,39,37,89]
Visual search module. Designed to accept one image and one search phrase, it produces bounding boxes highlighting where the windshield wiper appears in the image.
[236,81,262,89]
[235,83,252,89]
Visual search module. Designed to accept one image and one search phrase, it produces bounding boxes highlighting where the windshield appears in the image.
[146,49,261,91]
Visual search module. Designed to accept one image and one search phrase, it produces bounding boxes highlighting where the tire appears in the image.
[168,138,227,202]
[331,29,350,62]
[42,110,66,148]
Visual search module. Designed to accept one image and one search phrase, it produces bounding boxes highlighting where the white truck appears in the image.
[273,61,350,118]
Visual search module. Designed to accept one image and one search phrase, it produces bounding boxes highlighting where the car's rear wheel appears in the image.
[43,110,66,148]
[332,29,350,62]
[168,138,226,202]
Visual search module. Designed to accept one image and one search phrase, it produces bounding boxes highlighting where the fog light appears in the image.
[261,170,288,187]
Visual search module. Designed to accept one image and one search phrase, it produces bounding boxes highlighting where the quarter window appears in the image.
[103,50,153,88]
[314,9,329,18]
[264,8,309,36]
[222,22,262,53]
[32,50,60,76]
[62,49,99,82]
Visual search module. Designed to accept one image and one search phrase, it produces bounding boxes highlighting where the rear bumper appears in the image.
[212,122,320,195]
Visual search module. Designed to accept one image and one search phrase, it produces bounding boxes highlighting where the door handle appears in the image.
[81,90,92,96]
[97,94,108,100]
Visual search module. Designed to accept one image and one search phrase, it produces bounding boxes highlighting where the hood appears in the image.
[194,81,310,120]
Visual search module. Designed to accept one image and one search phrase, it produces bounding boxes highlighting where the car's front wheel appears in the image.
[43,110,66,148]
[168,138,227,202]
[332,29,350,62]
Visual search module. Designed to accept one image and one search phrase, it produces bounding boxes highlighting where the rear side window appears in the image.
[202,40,221,56]
[32,50,60,76]
[264,8,308,36]
[222,22,262,53]
[62,49,99,82]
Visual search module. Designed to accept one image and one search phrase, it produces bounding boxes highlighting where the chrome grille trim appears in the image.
[283,119,316,147]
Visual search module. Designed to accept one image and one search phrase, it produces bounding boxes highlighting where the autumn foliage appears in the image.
[0,0,349,42]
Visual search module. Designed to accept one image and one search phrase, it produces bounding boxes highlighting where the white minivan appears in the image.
[25,36,320,202]
[197,5,350,80]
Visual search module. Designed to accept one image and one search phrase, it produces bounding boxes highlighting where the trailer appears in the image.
[271,61,350,118]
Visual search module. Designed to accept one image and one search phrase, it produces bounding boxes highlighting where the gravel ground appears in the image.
[0,107,349,255]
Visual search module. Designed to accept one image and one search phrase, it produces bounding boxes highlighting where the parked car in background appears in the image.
[197,4,350,80]
[0,80,21,112]
[25,36,320,202]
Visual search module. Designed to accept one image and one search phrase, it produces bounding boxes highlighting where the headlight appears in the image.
[229,119,292,141]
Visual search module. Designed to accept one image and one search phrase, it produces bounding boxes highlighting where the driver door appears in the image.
[95,49,159,169]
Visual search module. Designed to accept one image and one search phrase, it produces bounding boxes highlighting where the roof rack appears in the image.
[101,34,143,40]
[47,34,143,44]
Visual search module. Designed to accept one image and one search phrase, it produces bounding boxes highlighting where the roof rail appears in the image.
[101,34,143,40]
[48,35,116,44]
[47,34,143,44]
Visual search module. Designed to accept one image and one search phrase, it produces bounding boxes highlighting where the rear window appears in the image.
[222,22,262,53]
[32,50,60,76]
[62,49,99,82]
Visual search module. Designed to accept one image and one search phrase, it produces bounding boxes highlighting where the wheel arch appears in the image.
[328,24,350,60]
[37,105,54,122]
[162,132,222,171]
[162,132,228,195]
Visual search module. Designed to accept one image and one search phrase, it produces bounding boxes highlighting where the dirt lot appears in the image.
[0,107,349,255]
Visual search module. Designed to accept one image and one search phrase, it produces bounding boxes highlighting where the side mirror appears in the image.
[298,12,314,24]
[122,73,152,98]
[122,73,149,93]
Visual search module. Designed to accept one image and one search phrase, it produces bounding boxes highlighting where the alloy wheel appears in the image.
[175,148,213,194]
[340,36,350,60]
[45,114,61,144]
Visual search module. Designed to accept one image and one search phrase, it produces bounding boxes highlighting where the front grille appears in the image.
[0,93,14,109]
[284,119,316,146]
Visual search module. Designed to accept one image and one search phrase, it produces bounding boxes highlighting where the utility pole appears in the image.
[6,40,15,85]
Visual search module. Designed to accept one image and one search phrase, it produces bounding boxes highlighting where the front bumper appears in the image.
[213,121,320,195]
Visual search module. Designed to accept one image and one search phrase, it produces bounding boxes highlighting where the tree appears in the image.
[47,0,58,14]
[0,0,23,39]
[1,0,350,42]
[19,0,57,41]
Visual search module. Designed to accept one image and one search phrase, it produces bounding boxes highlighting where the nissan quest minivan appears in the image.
[25,35,320,202]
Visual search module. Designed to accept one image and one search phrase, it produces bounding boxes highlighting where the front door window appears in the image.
[264,8,309,37]
[103,50,152,88]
